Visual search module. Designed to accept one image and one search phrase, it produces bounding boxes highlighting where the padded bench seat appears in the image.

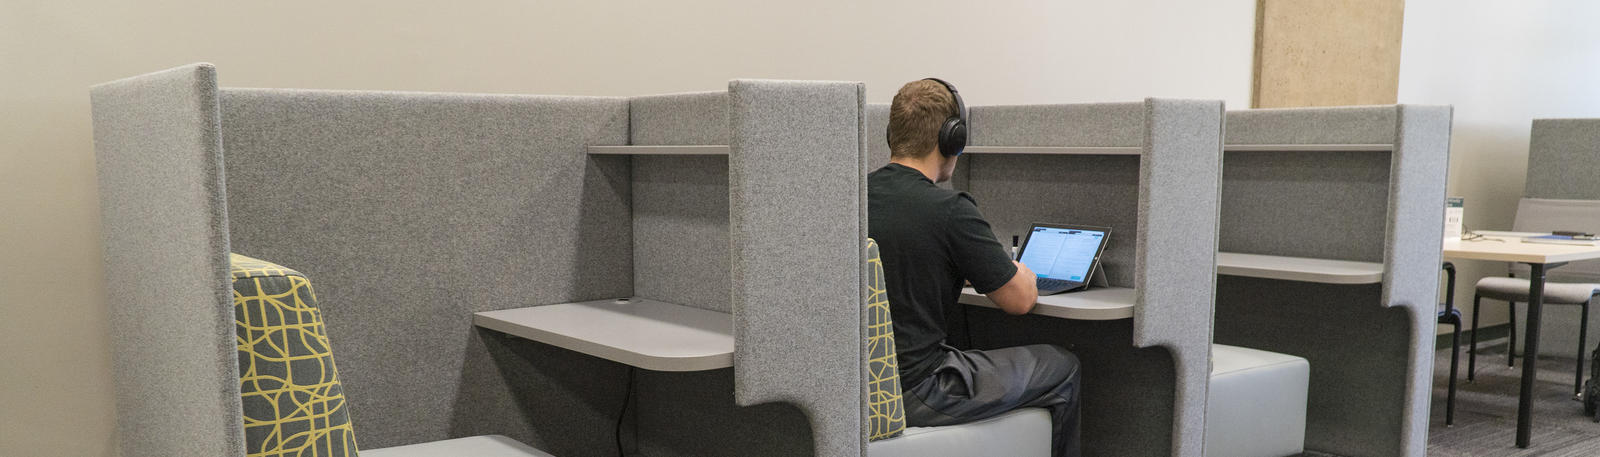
[363,435,555,457]
[1206,344,1309,457]
[866,408,1051,457]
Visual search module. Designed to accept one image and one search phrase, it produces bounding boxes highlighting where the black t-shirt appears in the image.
[867,163,1017,386]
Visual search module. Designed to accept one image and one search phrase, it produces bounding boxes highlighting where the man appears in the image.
[868,79,1082,457]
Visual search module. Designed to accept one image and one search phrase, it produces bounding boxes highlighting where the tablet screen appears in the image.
[1019,226,1106,282]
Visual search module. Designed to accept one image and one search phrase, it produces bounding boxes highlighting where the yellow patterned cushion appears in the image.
[866,239,907,440]
[232,254,359,456]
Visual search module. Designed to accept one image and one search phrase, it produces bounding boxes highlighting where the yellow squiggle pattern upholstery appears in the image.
[866,239,907,440]
[232,254,359,456]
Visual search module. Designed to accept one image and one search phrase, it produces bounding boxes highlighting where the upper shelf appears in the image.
[1224,144,1393,152]
[960,286,1135,321]
[587,145,730,155]
[473,297,734,372]
[963,146,1142,156]
[1215,252,1385,284]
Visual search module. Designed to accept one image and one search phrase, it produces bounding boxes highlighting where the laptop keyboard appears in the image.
[1038,277,1077,291]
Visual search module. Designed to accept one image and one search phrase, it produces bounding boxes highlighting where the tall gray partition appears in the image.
[1526,118,1600,200]
[92,63,243,457]
[94,63,867,457]
[865,99,1224,457]
[1217,106,1452,457]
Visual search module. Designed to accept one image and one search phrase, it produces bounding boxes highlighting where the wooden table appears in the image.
[1442,235,1600,448]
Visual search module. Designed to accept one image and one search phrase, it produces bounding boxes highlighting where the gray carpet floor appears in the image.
[1425,337,1600,456]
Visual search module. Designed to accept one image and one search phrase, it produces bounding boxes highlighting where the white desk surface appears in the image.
[473,298,733,372]
[960,286,1135,321]
[1444,236,1600,264]
[1216,252,1385,284]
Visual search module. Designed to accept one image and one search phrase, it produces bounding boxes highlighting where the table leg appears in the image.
[1516,262,1547,448]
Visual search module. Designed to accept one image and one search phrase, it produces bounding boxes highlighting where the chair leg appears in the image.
[1578,301,1591,399]
[1509,301,1518,368]
[1469,295,1482,381]
[1448,311,1461,426]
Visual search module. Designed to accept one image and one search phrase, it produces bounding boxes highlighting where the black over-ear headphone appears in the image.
[887,78,969,158]
[924,77,968,157]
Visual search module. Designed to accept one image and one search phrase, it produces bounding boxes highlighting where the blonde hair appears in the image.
[887,80,957,159]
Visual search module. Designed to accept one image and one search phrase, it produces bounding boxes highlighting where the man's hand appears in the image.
[985,260,1039,315]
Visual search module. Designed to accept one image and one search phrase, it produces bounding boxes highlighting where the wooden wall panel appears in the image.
[1254,0,1406,108]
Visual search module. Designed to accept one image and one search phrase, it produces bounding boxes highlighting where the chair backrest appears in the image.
[1510,198,1600,282]
[231,254,359,456]
[865,239,908,441]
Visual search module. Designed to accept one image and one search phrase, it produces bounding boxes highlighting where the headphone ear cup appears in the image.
[941,118,967,157]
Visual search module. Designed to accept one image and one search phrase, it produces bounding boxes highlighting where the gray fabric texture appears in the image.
[1526,119,1600,200]
[867,103,891,168]
[631,155,731,312]
[629,91,729,145]
[1385,105,1453,457]
[1217,105,1453,457]
[218,88,634,451]
[91,63,245,457]
[1218,150,1391,262]
[1134,99,1225,457]
[727,79,865,457]
[634,368,815,457]
[1225,106,1398,145]
[969,103,1145,147]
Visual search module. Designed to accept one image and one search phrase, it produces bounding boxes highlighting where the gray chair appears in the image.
[1468,198,1600,399]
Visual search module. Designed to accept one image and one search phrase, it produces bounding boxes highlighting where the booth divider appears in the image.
[94,63,869,457]
[866,98,1224,457]
[1216,106,1452,457]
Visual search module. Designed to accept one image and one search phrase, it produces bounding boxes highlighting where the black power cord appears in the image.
[616,366,635,457]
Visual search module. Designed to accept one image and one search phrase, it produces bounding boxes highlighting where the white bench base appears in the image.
[363,435,555,457]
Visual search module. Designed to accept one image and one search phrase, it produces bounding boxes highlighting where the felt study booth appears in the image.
[93,63,872,456]
[1214,106,1453,457]
[867,99,1226,457]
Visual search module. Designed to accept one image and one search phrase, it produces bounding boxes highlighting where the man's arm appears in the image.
[985,260,1039,315]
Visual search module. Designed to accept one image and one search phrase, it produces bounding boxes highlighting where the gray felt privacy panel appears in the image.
[969,103,1146,147]
[1384,105,1452,457]
[631,155,731,312]
[867,103,891,168]
[1134,99,1224,457]
[728,79,866,457]
[1218,150,1391,262]
[951,99,1223,457]
[219,88,633,450]
[630,91,730,145]
[1218,105,1452,457]
[1225,106,1398,145]
[91,63,245,457]
[628,92,734,313]
[1526,118,1600,199]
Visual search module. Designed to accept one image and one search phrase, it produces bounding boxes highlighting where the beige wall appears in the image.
[1398,1,1600,340]
[0,1,1255,455]
[1253,0,1406,107]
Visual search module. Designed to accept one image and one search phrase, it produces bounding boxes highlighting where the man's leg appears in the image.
[903,344,1082,457]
